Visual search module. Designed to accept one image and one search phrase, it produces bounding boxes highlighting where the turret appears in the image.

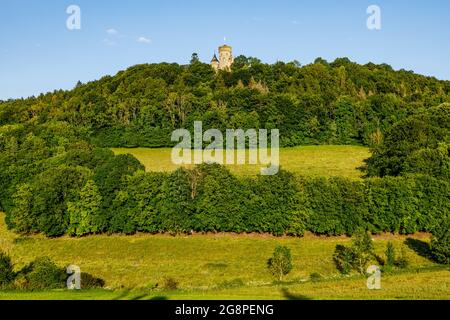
[218,45,233,71]
[211,53,219,72]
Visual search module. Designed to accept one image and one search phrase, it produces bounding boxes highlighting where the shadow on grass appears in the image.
[149,296,168,300]
[404,238,434,261]
[280,288,311,300]
[129,293,151,300]
[111,290,131,300]
[112,290,168,300]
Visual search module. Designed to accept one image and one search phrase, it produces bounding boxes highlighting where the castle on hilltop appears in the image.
[211,45,234,71]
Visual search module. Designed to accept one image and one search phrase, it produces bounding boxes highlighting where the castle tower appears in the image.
[218,45,233,70]
[211,45,233,71]
[211,53,219,72]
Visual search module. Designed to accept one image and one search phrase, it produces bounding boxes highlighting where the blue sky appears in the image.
[1,0,449,100]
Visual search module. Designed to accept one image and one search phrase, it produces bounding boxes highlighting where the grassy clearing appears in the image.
[112,145,370,179]
[0,268,449,300]
[1,213,448,300]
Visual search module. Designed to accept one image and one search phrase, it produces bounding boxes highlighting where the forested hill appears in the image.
[1,56,450,148]
[1,57,449,239]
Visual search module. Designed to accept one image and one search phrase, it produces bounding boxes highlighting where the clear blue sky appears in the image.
[1,0,449,100]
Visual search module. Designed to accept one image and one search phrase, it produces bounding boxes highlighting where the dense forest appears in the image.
[1,55,449,147]
[0,56,449,262]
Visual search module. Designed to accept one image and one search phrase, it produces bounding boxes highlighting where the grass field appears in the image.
[112,145,370,179]
[1,146,448,300]
[1,213,448,300]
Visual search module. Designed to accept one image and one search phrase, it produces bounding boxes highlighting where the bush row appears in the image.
[7,163,449,237]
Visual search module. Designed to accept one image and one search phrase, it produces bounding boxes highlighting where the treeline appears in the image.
[5,163,449,237]
[1,56,449,148]
[0,103,449,238]
[0,57,448,266]
[364,103,450,178]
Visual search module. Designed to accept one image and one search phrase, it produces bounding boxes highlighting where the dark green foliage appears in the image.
[0,57,448,238]
[403,143,450,179]
[385,242,396,267]
[0,253,104,289]
[2,59,448,149]
[333,230,374,275]
[22,257,66,290]
[303,177,366,235]
[158,168,195,234]
[80,272,105,289]
[246,170,308,236]
[0,251,15,287]
[430,218,450,265]
[365,176,449,234]
[267,246,293,281]
[94,154,144,206]
[365,104,450,178]
[193,164,246,232]
[309,272,322,282]
[333,245,356,275]
[3,160,450,237]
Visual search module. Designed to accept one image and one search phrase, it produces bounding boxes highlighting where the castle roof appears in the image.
[211,53,219,63]
[219,44,232,50]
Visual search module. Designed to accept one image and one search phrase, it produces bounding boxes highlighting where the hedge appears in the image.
[6,163,450,237]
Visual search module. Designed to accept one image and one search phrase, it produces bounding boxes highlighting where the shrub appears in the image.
[351,229,375,274]
[162,277,179,290]
[385,242,396,267]
[12,273,28,290]
[333,230,375,275]
[383,242,409,269]
[395,247,409,269]
[309,272,322,282]
[430,220,450,265]
[267,246,293,281]
[80,272,105,289]
[0,251,15,288]
[23,257,66,289]
[333,245,356,275]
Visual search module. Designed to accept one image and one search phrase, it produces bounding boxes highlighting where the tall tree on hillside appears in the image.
[67,180,102,237]
[10,184,34,234]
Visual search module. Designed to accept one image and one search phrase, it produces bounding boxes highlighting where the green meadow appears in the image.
[1,212,448,300]
[112,145,371,179]
[1,145,448,300]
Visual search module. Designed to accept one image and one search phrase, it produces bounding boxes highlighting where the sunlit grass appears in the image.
[1,213,448,300]
[112,145,370,179]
